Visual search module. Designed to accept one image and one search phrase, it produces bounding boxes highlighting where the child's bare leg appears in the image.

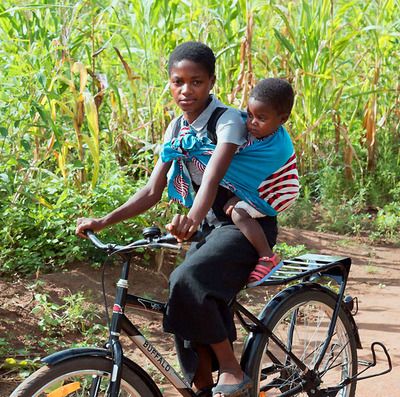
[231,207,273,258]
[231,207,279,282]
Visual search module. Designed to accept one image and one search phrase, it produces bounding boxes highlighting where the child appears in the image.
[223,78,298,287]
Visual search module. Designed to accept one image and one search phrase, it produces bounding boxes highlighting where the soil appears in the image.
[1,227,399,396]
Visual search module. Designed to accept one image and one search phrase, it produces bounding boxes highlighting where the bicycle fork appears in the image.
[103,254,132,397]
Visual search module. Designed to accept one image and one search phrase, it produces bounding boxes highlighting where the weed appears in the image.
[274,242,308,259]
[365,263,379,275]
[375,204,400,239]
[31,290,100,336]
[335,239,352,247]
[0,357,41,379]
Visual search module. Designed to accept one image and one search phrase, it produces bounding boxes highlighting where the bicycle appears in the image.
[11,227,392,397]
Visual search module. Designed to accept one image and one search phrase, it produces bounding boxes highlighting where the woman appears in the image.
[76,41,278,397]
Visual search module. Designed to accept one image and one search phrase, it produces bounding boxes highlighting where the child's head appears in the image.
[247,78,294,139]
[168,42,216,123]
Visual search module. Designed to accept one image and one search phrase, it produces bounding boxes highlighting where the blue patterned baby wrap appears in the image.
[161,123,299,216]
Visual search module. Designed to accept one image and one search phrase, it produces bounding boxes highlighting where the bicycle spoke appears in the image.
[248,286,357,397]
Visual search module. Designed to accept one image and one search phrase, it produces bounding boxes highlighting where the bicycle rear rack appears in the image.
[259,253,351,286]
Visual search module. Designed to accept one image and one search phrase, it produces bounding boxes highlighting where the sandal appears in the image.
[196,384,214,397]
[212,373,252,397]
[247,254,283,287]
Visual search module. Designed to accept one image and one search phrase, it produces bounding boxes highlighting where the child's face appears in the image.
[246,97,289,139]
[169,60,216,124]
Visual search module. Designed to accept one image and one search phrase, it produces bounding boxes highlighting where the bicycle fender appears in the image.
[43,347,109,364]
[241,283,362,367]
[42,347,163,397]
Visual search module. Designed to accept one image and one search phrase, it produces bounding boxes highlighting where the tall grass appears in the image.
[0,0,399,274]
[1,1,398,177]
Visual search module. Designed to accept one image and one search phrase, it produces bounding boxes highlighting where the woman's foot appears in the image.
[195,384,214,396]
[218,370,243,386]
[212,372,253,397]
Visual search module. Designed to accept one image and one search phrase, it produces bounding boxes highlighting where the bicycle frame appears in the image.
[106,254,350,397]
[83,230,390,397]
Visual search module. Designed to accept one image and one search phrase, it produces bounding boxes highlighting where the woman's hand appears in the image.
[166,214,199,242]
[75,217,105,239]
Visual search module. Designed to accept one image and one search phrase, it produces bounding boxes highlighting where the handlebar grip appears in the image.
[84,229,94,237]
[83,229,112,251]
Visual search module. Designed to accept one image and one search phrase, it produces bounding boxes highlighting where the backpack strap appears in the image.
[171,107,227,143]
[171,114,184,138]
[206,107,228,144]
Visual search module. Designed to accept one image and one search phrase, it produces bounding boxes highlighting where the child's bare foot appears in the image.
[223,196,241,217]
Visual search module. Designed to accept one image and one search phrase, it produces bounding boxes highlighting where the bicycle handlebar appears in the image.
[84,228,203,255]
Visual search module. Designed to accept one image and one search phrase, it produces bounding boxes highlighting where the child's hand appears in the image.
[223,196,241,216]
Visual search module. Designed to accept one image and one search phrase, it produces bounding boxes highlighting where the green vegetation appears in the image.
[0,284,108,377]
[1,0,399,277]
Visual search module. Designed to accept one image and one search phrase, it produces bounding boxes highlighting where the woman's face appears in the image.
[169,60,216,124]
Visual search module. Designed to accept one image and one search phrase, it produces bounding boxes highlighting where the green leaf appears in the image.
[17,158,30,167]
[0,127,8,137]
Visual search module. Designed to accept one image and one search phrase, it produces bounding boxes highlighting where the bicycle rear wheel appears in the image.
[245,283,357,397]
[10,356,161,397]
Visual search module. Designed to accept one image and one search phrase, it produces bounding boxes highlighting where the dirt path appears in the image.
[1,228,399,396]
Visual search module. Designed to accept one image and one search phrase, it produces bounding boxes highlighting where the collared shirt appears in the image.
[164,95,247,184]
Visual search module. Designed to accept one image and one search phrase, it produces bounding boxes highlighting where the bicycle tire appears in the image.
[245,283,358,397]
[10,356,160,397]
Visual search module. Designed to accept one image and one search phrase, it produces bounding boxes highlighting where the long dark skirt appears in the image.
[162,216,278,384]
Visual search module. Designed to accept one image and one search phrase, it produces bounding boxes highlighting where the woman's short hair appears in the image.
[250,78,294,115]
[168,41,216,77]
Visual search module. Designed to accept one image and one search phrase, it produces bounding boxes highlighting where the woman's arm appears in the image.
[166,142,238,241]
[75,159,171,238]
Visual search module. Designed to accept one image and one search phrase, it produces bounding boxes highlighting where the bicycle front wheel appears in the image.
[11,356,161,397]
[246,283,358,397]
